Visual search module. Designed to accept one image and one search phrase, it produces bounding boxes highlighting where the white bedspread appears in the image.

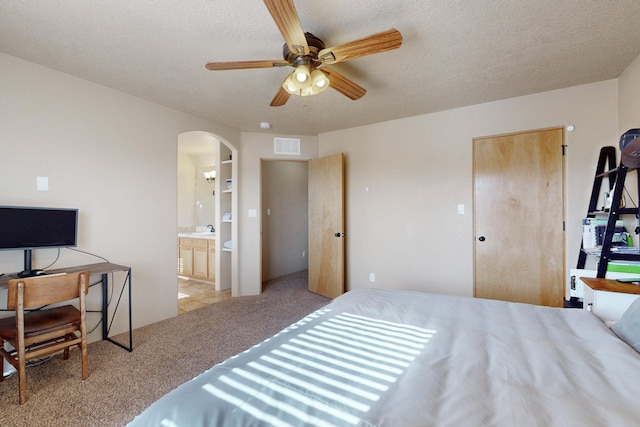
[129,289,640,426]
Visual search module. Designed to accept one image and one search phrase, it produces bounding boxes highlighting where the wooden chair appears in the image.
[0,270,90,404]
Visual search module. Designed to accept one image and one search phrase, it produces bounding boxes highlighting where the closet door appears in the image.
[473,128,565,307]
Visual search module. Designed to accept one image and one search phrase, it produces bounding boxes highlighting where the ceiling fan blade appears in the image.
[323,67,366,100]
[270,85,291,107]
[205,60,289,71]
[318,29,403,65]
[263,0,309,55]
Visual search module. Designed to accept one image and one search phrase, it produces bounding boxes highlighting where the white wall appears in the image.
[261,161,309,280]
[177,132,218,232]
[0,53,240,338]
[315,80,619,297]
[177,152,197,232]
[619,54,640,133]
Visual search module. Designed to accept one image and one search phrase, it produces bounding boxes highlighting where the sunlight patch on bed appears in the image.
[200,311,436,426]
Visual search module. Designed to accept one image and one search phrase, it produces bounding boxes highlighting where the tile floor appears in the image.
[178,277,231,314]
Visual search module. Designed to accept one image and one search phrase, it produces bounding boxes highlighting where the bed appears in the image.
[128,288,640,426]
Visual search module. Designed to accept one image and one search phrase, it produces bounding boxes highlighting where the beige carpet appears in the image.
[0,270,330,426]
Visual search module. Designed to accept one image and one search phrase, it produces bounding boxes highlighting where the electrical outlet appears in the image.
[369,273,375,282]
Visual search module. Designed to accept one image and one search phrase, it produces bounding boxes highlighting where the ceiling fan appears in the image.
[205,0,403,107]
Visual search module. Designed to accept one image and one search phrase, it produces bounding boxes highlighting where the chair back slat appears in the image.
[7,271,90,310]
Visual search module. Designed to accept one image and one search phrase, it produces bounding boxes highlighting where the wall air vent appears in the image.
[274,137,301,155]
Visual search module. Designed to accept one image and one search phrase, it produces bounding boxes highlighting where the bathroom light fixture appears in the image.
[282,64,329,97]
[203,170,216,183]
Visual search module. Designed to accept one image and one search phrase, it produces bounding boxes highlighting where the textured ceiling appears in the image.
[1,1,640,135]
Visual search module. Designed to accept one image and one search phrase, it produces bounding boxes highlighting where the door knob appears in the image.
[334,232,345,237]
[478,236,486,241]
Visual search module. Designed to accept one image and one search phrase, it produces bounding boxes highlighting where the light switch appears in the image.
[37,176,49,191]
[457,204,464,215]
[248,209,257,217]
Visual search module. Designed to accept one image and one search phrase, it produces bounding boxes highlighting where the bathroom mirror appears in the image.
[196,165,216,228]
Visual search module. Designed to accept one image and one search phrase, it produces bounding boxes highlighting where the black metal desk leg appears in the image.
[101,273,108,340]
[102,269,133,352]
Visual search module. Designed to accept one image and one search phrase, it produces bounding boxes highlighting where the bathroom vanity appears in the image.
[178,233,215,282]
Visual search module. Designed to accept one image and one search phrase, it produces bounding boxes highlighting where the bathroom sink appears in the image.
[191,232,215,236]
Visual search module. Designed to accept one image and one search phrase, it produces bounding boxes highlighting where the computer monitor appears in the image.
[0,206,78,277]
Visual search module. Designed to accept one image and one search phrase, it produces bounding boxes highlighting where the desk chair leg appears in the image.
[18,355,27,405]
[0,337,4,384]
[81,344,88,380]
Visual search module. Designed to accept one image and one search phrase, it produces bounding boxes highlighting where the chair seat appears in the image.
[0,305,80,341]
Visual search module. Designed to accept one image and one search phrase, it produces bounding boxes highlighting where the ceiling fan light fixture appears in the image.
[300,86,315,97]
[204,0,404,108]
[282,74,300,95]
[310,69,329,93]
[293,64,311,83]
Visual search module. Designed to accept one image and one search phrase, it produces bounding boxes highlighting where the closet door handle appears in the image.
[478,236,486,242]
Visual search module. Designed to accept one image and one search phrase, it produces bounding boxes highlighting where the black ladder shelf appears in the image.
[577,146,640,277]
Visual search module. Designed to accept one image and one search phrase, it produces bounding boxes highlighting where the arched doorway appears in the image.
[177,131,238,313]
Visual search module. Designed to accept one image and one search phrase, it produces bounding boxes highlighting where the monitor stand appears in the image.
[17,249,36,278]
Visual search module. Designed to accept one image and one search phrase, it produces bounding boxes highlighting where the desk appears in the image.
[0,262,133,352]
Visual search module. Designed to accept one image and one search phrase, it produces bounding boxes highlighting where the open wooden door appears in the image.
[308,153,345,298]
